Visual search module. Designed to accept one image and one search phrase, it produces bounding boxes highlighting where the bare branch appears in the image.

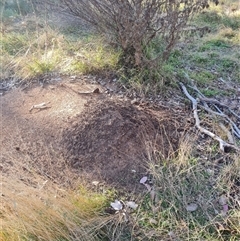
[180,82,240,153]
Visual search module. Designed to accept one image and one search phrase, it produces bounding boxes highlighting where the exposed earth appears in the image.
[1,76,188,198]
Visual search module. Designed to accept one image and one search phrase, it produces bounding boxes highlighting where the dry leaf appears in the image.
[111,200,123,211]
[140,176,148,184]
[126,201,138,210]
[151,205,160,214]
[92,181,99,186]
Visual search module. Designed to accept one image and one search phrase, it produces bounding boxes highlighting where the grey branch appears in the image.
[180,82,239,153]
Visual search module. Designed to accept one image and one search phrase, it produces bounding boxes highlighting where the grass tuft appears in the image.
[1,23,120,81]
[0,184,111,241]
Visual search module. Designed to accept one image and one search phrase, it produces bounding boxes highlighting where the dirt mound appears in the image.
[61,98,181,190]
[1,79,185,192]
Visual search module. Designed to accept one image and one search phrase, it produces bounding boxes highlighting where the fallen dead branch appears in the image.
[219,122,235,144]
[189,84,240,139]
[188,85,240,120]
[179,82,240,153]
[59,83,101,95]
[29,102,51,112]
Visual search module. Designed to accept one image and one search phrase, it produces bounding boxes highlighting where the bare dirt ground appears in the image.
[1,76,187,199]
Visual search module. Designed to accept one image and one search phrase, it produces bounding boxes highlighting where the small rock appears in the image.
[186,203,198,212]
[149,218,158,225]
[219,195,227,206]
[206,169,214,175]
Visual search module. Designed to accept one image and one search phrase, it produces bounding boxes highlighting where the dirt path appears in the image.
[1,78,186,196]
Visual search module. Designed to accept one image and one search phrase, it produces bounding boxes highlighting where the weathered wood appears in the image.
[180,82,239,153]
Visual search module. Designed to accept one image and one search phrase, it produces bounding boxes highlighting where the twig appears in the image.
[179,82,239,153]
[186,76,240,120]
[0,87,8,91]
[199,96,240,120]
[60,83,101,95]
[29,102,51,112]
[200,105,240,138]
[187,84,240,137]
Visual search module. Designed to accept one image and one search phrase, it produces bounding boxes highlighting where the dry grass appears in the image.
[0,177,112,241]
[0,17,120,81]
[130,135,240,240]
[1,134,239,241]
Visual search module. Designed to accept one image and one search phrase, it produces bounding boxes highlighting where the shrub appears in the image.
[59,0,219,69]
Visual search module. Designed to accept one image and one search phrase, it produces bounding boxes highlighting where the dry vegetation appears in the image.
[0,0,240,240]
[59,0,220,68]
[1,181,111,241]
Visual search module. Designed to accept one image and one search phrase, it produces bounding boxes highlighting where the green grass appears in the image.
[2,0,239,90]
[195,10,240,30]
[120,6,238,94]
[1,32,28,55]
[160,0,240,91]
[201,88,222,97]
[193,0,240,31]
